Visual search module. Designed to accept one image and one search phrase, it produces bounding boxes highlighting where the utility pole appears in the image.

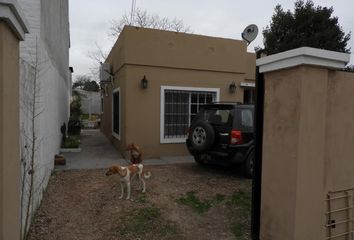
[130,0,136,25]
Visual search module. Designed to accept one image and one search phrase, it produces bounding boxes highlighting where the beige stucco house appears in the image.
[100,26,256,158]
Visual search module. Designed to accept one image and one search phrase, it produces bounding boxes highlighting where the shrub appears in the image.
[61,135,80,148]
[68,118,81,136]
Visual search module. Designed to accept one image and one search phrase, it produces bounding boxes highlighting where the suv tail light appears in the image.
[230,130,243,145]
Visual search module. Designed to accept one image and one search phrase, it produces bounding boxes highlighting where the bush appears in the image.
[68,90,83,135]
[68,118,81,136]
[61,135,80,148]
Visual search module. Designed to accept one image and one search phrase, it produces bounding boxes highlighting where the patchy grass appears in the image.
[231,222,245,238]
[176,191,212,214]
[214,193,226,204]
[135,193,150,204]
[26,165,252,240]
[177,190,251,239]
[229,190,252,212]
[228,190,252,239]
[176,192,227,214]
[81,113,100,121]
[116,206,181,239]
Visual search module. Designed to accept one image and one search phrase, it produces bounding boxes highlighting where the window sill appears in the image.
[160,137,186,144]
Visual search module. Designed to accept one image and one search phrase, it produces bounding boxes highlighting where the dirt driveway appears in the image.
[27,163,252,240]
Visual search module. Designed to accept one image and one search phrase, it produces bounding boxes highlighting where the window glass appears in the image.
[243,88,255,104]
[113,90,120,135]
[194,108,233,126]
[164,89,216,139]
[241,109,253,127]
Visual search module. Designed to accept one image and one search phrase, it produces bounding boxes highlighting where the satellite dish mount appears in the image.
[241,24,259,45]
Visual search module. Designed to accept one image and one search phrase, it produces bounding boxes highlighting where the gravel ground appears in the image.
[27,163,252,240]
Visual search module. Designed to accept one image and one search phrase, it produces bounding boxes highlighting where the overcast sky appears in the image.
[69,0,354,80]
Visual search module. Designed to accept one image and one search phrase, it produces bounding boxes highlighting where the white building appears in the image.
[18,0,70,233]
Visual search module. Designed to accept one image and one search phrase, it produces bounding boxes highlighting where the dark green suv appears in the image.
[186,103,255,178]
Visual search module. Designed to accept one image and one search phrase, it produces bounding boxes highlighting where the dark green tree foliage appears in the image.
[72,75,100,92]
[68,90,82,135]
[345,65,354,72]
[263,0,351,55]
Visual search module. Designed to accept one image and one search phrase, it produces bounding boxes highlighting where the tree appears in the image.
[109,8,192,39]
[20,38,46,240]
[87,43,108,78]
[263,0,351,55]
[68,90,82,136]
[345,65,354,72]
[73,75,100,92]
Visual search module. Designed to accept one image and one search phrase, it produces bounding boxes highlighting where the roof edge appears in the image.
[256,47,350,73]
[0,0,29,40]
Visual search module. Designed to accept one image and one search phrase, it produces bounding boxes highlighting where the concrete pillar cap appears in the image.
[256,47,350,73]
[0,0,29,40]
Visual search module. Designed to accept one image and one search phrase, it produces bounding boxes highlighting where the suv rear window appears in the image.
[193,106,233,126]
[241,109,253,127]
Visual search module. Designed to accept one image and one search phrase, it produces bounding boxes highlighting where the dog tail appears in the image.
[144,171,151,179]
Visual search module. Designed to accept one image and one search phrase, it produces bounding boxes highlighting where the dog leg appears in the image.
[119,182,124,199]
[126,182,131,200]
[139,175,146,193]
[136,173,142,190]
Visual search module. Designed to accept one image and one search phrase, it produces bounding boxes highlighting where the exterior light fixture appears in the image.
[141,75,148,89]
[229,81,237,93]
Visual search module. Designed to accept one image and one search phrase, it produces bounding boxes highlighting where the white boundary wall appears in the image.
[18,0,70,232]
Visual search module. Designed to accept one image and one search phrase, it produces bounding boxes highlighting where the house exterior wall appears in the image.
[260,66,328,239]
[18,0,70,233]
[101,26,255,158]
[325,71,354,191]
[258,48,353,239]
[245,52,256,81]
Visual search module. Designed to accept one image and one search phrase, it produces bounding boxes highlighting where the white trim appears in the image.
[160,85,220,144]
[0,0,29,40]
[256,47,350,73]
[112,87,121,140]
[240,82,255,88]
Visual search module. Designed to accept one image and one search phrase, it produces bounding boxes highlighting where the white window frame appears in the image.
[112,87,121,140]
[160,85,220,144]
[240,82,255,88]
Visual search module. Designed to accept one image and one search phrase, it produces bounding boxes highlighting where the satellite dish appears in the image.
[241,24,258,45]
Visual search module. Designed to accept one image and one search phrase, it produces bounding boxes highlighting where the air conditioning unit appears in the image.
[99,63,112,84]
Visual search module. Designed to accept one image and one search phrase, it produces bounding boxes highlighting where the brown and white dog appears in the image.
[126,143,142,164]
[105,164,151,200]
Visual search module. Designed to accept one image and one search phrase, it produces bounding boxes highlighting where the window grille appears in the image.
[164,89,216,139]
[325,189,354,240]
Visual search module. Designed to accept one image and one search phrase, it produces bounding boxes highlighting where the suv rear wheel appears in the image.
[243,150,254,179]
[189,121,215,151]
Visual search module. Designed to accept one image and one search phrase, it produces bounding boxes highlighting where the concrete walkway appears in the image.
[56,129,194,170]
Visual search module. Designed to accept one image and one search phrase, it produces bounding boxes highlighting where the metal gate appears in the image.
[326,189,354,240]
